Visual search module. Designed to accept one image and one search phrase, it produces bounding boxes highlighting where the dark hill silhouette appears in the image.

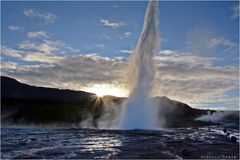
[1,76,94,102]
[1,76,238,128]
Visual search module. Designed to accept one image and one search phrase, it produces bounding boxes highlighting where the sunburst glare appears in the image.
[82,84,129,97]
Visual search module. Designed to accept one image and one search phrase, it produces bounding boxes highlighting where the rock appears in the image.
[223,128,227,133]
[230,136,237,143]
[30,138,37,141]
[226,132,230,136]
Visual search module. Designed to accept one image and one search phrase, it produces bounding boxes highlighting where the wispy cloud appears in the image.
[27,31,49,39]
[154,50,239,109]
[18,40,58,54]
[23,52,63,63]
[158,50,175,55]
[1,54,127,89]
[99,35,110,40]
[187,24,238,54]
[119,32,132,39]
[206,37,237,52]
[2,36,79,64]
[160,37,168,43]
[8,25,24,31]
[23,8,57,23]
[2,44,63,64]
[100,18,124,28]
[0,61,17,70]
[18,38,79,55]
[120,49,132,54]
[1,49,239,109]
[230,4,240,19]
[1,46,23,58]
[96,44,104,48]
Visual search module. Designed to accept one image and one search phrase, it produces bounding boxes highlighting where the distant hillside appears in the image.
[1,76,237,128]
[1,76,94,102]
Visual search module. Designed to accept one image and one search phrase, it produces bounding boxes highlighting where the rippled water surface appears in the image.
[1,126,239,159]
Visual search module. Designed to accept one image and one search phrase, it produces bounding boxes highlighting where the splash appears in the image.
[120,1,160,129]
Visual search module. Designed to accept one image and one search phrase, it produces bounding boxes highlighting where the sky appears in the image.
[1,1,239,110]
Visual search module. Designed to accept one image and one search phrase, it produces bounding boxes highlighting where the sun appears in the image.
[82,84,128,97]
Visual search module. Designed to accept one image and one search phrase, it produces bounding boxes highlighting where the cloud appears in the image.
[1,45,23,58]
[119,32,132,39]
[160,37,168,43]
[18,39,79,55]
[0,61,18,70]
[2,36,79,64]
[230,4,240,19]
[186,24,238,55]
[100,18,124,28]
[187,24,215,54]
[100,35,110,40]
[27,31,49,39]
[2,44,63,64]
[8,25,24,31]
[18,41,37,50]
[155,50,236,80]
[156,51,218,66]
[18,40,58,54]
[153,50,238,108]
[1,49,239,109]
[23,52,64,63]
[120,49,132,54]
[206,37,237,52]
[1,61,50,73]
[1,54,127,89]
[96,44,104,48]
[23,8,57,23]
[158,50,175,55]
[154,78,237,106]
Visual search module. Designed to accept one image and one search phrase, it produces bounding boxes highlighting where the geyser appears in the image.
[120,0,160,129]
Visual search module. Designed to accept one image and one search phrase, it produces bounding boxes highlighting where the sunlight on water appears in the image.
[81,136,122,158]
[1,127,239,159]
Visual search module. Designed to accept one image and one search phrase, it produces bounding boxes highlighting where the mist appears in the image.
[195,110,233,123]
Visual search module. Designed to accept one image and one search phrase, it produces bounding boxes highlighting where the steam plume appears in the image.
[120,0,160,129]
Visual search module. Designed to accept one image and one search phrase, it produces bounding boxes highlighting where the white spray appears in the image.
[120,1,160,129]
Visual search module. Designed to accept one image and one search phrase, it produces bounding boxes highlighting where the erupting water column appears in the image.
[120,0,159,129]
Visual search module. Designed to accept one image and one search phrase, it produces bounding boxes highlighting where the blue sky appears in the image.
[1,1,239,110]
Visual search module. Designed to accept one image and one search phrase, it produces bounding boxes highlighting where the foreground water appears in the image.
[1,125,239,159]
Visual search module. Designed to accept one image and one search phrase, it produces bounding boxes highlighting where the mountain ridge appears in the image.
[1,76,94,102]
[2,76,237,128]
